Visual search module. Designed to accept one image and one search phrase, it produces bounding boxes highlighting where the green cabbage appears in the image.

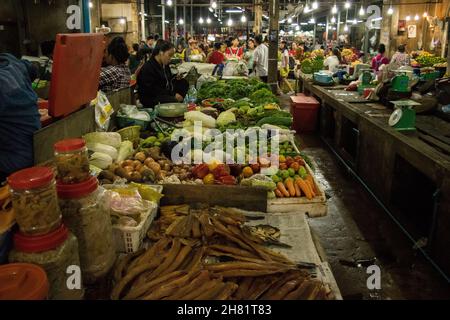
[86,142,118,160]
[117,140,134,162]
[83,132,122,149]
[89,152,113,169]
[217,110,236,127]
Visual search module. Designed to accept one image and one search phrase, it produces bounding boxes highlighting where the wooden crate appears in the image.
[267,163,328,217]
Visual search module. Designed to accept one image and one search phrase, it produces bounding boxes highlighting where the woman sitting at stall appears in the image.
[390,44,410,68]
[225,37,244,60]
[137,40,188,108]
[99,37,131,93]
[371,43,389,72]
[323,47,342,73]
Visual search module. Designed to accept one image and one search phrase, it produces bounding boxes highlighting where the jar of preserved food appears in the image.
[9,224,84,300]
[0,263,49,300]
[54,138,90,184]
[8,167,62,236]
[57,177,115,284]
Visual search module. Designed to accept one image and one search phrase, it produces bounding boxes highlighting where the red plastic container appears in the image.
[290,95,320,133]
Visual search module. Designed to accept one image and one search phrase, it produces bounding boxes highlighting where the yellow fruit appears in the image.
[208,161,219,172]
[242,166,254,178]
[279,155,286,163]
[203,173,215,185]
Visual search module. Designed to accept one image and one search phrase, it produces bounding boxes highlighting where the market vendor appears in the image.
[225,37,244,60]
[99,36,131,93]
[0,53,40,182]
[137,40,188,108]
[324,48,342,73]
[371,43,390,72]
[390,45,410,68]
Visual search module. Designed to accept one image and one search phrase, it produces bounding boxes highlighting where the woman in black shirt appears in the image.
[137,40,187,108]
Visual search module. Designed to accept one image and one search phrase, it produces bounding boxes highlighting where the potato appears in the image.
[132,160,142,168]
[134,152,146,162]
[148,162,161,175]
[99,170,116,181]
[129,171,142,182]
[124,165,134,173]
[115,167,128,178]
[144,157,155,167]
[134,163,143,172]
[123,160,134,167]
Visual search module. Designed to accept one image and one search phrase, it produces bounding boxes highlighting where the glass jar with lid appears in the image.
[57,177,116,284]
[54,138,90,184]
[8,166,62,236]
[9,224,84,300]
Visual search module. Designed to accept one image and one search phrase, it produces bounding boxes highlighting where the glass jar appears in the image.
[8,167,62,236]
[54,138,90,184]
[9,224,84,300]
[57,177,116,284]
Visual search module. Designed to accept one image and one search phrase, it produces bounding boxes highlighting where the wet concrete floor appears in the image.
[298,133,450,300]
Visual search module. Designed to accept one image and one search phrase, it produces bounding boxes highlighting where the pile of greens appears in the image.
[416,55,446,67]
[197,78,277,104]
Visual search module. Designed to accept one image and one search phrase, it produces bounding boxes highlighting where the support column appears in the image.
[253,0,262,34]
[268,0,280,93]
[141,0,146,41]
[161,0,166,40]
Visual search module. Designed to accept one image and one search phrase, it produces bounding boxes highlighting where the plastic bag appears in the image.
[196,74,217,91]
[184,111,216,128]
[118,104,150,121]
[93,91,114,131]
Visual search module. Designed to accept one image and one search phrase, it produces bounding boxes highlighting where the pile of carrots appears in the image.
[274,175,318,199]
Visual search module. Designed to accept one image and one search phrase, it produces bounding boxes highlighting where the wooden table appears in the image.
[299,76,450,278]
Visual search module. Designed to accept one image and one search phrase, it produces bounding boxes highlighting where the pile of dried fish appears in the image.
[111,205,332,300]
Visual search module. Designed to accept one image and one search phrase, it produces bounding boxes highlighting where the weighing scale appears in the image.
[390,71,411,93]
[357,70,374,94]
[388,100,421,131]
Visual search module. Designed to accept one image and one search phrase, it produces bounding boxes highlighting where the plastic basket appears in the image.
[112,202,158,253]
[116,125,142,144]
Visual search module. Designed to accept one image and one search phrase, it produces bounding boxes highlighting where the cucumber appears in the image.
[256,116,293,127]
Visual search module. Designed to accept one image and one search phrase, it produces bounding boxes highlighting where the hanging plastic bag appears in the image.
[93,91,114,131]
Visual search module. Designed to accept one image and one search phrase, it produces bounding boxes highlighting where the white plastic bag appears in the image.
[93,91,114,131]
[196,74,217,90]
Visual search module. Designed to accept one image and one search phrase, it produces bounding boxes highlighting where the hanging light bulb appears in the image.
[207,17,212,24]
[304,5,310,13]
[423,12,428,18]
[414,14,419,20]
[241,15,247,23]
[345,1,351,9]
[387,7,394,15]
[331,16,336,24]
[352,19,357,25]
[406,15,411,21]
[287,17,293,23]
[178,18,184,25]
[209,7,214,13]
[167,0,172,6]
[119,18,126,25]
[312,1,319,10]
[89,2,93,8]
[359,6,365,16]
[332,4,338,14]
[211,1,217,9]
[199,17,204,24]
[344,24,349,32]
[227,18,233,26]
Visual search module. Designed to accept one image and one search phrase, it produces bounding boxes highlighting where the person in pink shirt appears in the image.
[371,43,389,72]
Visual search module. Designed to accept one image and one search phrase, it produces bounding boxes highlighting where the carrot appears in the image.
[274,189,284,198]
[295,178,313,200]
[284,178,296,197]
[277,182,290,197]
[306,175,318,195]
[294,181,301,197]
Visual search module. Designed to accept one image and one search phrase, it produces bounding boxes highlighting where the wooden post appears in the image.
[268,0,280,93]
[253,0,262,34]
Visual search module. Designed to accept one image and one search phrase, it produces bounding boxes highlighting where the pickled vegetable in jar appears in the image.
[57,177,116,284]
[54,138,90,184]
[8,167,62,236]
[9,224,84,300]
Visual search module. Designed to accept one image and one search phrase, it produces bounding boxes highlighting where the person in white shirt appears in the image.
[323,47,342,73]
[252,34,269,82]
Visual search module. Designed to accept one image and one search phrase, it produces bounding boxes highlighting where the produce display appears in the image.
[411,51,447,67]
[111,205,331,300]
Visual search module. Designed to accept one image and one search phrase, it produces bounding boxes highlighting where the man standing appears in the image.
[146,35,155,51]
[253,34,269,83]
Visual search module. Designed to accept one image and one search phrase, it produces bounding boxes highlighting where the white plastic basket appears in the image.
[112,202,158,253]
